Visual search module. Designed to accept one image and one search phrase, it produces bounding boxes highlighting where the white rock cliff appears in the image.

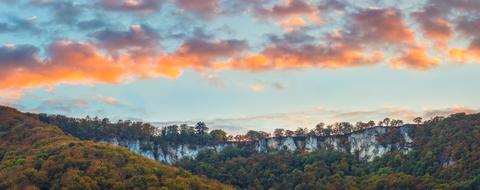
[101,126,414,164]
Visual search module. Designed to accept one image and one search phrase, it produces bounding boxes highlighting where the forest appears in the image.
[0,106,232,190]
[33,112,410,147]
[177,113,480,189]
[5,106,480,189]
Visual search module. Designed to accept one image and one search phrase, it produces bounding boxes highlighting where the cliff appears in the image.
[101,125,415,164]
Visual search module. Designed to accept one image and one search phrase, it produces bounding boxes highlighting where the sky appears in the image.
[0,0,479,134]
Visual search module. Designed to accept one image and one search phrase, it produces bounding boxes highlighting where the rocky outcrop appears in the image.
[100,138,234,164]
[101,126,414,164]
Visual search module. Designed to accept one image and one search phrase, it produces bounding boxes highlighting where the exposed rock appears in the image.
[100,126,415,164]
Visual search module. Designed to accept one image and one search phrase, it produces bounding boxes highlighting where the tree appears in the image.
[324,125,333,136]
[179,124,191,136]
[195,122,209,135]
[245,130,269,141]
[227,135,234,141]
[166,125,179,136]
[234,135,244,142]
[294,127,308,136]
[355,122,367,130]
[367,120,376,128]
[378,121,383,127]
[315,123,325,136]
[382,118,391,127]
[273,128,285,137]
[210,129,227,142]
[390,119,404,127]
[335,122,353,135]
[285,130,294,137]
[413,117,422,125]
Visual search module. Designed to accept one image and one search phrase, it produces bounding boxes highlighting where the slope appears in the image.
[0,106,232,190]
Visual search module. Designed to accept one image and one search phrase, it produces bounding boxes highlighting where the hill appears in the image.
[177,113,480,189]
[5,105,480,189]
[0,106,232,190]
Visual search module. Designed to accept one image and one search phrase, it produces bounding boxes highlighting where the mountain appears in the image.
[34,109,480,189]
[33,113,415,164]
[0,106,232,190]
[176,113,480,189]
[9,105,480,189]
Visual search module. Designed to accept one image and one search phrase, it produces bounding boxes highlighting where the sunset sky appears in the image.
[1,0,479,133]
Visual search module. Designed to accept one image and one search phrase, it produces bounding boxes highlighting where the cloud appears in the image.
[0,37,250,91]
[317,0,345,11]
[176,38,248,59]
[76,19,110,30]
[390,48,440,70]
[100,0,163,13]
[445,17,480,62]
[278,17,307,32]
[3,3,480,93]
[35,98,88,114]
[203,74,224,87]
[448,48,480,63]
[93,24,160,51]
[155,38,249,77]
[254,0,320,22]
[351,8,415,46]
[411,6,452,41]
[225,43,383,71]
[95,95,120,105]
[32,1,83,24]
[173,0,219,19]
[422,106,479,119]
[0,41,125,90]
[268,30,316,45]
[0,89,24,106]
[410,0,480,63]
[250,83,265,92]
[0,16,40,34]
[0,44,41,69]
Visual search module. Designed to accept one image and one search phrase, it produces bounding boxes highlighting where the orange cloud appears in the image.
[278,17,307,32]
[225,44,383,71]
[448,48,480,63]
[0,41,146,90]
[0,37,387,94]
[255,0,321,24]
[391,48,440,70]
[95,95,119,105]
[0,4,469,96]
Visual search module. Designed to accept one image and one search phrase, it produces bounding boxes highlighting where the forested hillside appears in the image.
[177,113,480,190]
[0,106,232,190]
[10,105,480,189]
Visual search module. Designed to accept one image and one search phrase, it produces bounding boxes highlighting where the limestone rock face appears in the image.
[101,126,414,164]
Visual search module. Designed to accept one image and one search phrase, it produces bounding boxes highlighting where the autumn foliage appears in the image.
[0,106,232,190]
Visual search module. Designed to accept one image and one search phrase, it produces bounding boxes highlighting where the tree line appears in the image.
[32,112,424,146]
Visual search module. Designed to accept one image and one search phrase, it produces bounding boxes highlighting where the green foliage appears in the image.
[177,113,480,190]
[0,106,232,190]
[33,114,229,147]
[6,105,480,189]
